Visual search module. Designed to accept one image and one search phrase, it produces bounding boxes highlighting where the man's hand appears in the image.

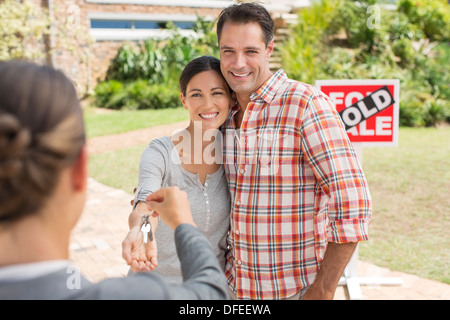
[146,186,195,230]
[302,242,358,300]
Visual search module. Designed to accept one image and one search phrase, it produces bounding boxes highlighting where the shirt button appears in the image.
[235,229,240,235]
[240,169,245,174]
[237,260,242,266]
[236,201,241,206]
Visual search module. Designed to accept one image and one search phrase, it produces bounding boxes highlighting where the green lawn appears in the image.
[88,122,450,284]
[89,142,146,195]
[359,126,450,284]
[83,106,189,138]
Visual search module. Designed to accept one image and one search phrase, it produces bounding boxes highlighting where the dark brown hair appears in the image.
[179,55,230,96]
[216,2,274,47]
[0,60,85,223]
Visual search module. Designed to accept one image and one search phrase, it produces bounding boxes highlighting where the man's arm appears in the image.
[303,242,357,300]
[300,91,371,299]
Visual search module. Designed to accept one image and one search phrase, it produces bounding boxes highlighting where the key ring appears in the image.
[136,200,154,218]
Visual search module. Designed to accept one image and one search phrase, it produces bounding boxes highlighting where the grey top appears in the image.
[135,136,230,283]
[0,224,228,299]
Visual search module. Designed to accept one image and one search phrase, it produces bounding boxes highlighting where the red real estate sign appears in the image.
[315,79,400,147]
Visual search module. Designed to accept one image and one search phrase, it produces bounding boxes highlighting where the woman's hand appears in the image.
[122,224,158,272]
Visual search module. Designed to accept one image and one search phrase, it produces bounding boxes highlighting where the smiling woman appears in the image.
[121,56,233,283]
[180,70,230,132]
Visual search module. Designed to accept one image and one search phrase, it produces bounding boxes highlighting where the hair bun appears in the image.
[0,113,31,178]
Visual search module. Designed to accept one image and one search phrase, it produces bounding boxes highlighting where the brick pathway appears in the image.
[70,123,450,300]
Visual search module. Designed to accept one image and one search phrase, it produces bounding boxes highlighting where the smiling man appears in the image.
[217,3,372,300]
[219,21,273,107]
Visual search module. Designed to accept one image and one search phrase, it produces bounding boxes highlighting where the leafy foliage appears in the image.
[95,18,219,110]
[0,0,50,61]
[280,0,449,127]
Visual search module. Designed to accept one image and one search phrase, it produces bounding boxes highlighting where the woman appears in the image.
[0,60,228,299]
[122,56,232,283]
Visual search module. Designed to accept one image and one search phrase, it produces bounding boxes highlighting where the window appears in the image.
[89,13,210,41]
[90,20,195,30]
[91,20,132,29]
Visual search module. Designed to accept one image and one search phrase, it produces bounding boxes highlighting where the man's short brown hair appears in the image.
[216,2,274,47]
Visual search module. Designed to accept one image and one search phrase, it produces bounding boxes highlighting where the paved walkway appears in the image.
[69,178,450,300]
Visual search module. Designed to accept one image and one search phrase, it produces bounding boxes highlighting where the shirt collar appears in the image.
[251,69,287,104]
[0,260,71,282]
[227,69,287,120]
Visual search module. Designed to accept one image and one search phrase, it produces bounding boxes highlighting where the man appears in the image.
[217,3,372,300]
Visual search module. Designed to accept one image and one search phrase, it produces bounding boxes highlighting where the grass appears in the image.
[89,143,146,194]
[359,126,450,284]
[83,106,189,138]
[87,121,450,284]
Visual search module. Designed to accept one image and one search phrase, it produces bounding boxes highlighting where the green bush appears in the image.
[93,80,126,110]
[280,0,450,127]
[94,17,218,110]
[398,0,450,41]
[94,80,180,110]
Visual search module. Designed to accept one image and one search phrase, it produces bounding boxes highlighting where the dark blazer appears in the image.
[0,224,228,300]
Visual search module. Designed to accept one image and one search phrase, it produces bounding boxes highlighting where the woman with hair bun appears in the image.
[0,60,228,299]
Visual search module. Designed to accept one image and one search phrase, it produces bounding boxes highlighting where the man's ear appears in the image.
[71,146,88,192]
[266,39,274,59]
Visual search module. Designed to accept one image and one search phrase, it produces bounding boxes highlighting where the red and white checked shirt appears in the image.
[222,70,372,299]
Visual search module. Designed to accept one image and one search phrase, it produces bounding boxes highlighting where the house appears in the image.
[21,0,311,95]
[38,0,233,95]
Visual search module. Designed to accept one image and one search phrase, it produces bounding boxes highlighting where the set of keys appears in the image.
[140,214,153,244]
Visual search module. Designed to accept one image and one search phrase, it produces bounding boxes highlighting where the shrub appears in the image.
[94,80,126,110]
[94,80,180,111]
[397,0,450,41]
[95,17,218,110]
[280,0,450,127]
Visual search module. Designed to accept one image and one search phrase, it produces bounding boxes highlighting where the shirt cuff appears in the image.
[326,218,370,243]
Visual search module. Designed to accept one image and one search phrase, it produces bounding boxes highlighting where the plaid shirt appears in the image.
[222,70,372,299]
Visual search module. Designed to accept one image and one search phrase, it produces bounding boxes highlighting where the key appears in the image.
[141,222,151,244]
[148,222,154,242]
[140,214,153,244]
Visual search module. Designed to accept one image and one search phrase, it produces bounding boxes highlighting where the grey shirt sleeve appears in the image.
[81,224,229,300]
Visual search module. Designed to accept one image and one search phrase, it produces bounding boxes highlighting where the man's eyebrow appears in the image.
[220,45,261,51]
[244,46,261,51]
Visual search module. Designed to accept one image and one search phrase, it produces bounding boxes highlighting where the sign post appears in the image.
[316,79,403,300]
